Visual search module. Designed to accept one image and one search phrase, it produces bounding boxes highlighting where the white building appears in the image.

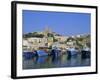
[27,37,42,44]
[54,36,68,42]
[23,37,49,50]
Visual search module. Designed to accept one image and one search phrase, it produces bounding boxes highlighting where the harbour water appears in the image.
[23,52,90,69]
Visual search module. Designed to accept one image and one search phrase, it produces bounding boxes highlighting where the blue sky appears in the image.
[23,10,91,36]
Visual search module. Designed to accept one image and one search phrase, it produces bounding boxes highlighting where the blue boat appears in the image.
[67,48,78,56]
[51,48,61,57]
[23,52,35,59]
[35,50,48,57]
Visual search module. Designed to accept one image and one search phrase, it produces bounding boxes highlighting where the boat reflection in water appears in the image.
[23,48,91,69]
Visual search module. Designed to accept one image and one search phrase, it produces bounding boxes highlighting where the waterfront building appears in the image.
[66,37,76,48]
[27,37,42,44]
[54,36,68,42]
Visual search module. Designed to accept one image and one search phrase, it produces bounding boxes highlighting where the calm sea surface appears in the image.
[23,52,90,69]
